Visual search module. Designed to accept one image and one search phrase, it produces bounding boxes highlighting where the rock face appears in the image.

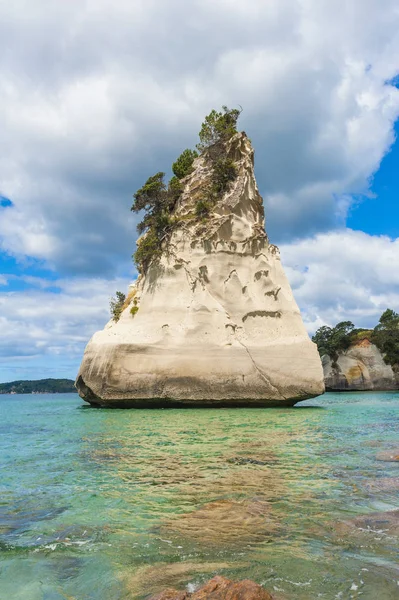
[322,338,399,391]
[76,132,324,407]
[148,575,274,600]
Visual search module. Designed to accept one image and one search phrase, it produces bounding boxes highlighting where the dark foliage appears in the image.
[195,199,211,218]
[0,379,75,394]
[131,107,242,272]
[211,158,237,195]
[313,309,399,366]
[172,149,198,180]
[371,309,399,365]
[312,321,355,360]
[131,173,178,271]
[197,106,241,152]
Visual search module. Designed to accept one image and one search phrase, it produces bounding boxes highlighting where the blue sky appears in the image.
[347,120,399,239]
[1,0,399,382]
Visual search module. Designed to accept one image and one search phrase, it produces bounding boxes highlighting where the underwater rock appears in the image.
[375,450,399,462]
[160,498,278,548]
[148,575,274,600]
[334,509,399,538]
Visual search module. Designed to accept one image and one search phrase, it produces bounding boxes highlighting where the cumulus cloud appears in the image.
[281,229,399,333]
[0,275,130,380]
[0,0,398,275]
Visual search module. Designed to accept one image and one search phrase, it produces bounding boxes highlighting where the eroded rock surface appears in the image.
[323,338,399,391]
[76,133,324,407]
[148,575,274,600]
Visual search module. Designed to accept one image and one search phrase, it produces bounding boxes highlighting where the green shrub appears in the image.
[350,329,373,341]
[110,291,126,322]
[133,229,162,272]
[167,176,183,207]
[132,173,181,272]
[313,310,399,367]
[130,305,139,317]
[312,321,354,359]
[197,106,241,152]
[131,107,242,271]
[195,199,211,219]
[172,149,198,179]
[211,158,237,195]
[372,309,399,365]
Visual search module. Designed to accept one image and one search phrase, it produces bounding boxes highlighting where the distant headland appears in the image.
[313,309,399,391]
[0,379,76,395]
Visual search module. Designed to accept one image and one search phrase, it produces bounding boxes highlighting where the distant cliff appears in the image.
[0,379,76,394]
[312,311,399,391]
[322,338,399,391]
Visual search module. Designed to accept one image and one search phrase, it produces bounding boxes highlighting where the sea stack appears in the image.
[76,131,324,407]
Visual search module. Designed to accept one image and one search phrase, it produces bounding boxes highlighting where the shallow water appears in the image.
[0,392,398,600]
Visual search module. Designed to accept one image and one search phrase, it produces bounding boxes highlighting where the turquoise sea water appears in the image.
[0,392,398,600]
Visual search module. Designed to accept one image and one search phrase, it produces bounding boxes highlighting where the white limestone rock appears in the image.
[76,132,324,407]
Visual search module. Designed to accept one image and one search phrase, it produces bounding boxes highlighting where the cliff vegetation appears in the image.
[313,309,399,366]
[131,106,241,273]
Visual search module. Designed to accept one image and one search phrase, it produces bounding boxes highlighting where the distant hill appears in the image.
[0,378,76,394]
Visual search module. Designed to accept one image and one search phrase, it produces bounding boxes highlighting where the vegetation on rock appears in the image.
[131,106,241,274]
[172,148,198,179]
[196,106,241,152]
[195,198,211,219]
[110,291,126,322]
[312,321,355,360]
[313,309,399,366]
[372,309,399,365]
[130,297,139,317]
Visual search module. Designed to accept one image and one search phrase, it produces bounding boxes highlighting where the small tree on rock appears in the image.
[197,106,241,152]
[110,291,126,322]
[172,149,198,180]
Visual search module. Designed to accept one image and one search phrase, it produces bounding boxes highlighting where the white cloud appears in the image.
[281,229,399,333]
[0,0,398,273]
[0,275,131,380]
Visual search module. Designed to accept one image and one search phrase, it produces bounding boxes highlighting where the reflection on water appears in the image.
[0,392,398,599]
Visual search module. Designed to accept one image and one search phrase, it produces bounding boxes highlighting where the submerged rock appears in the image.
[322,338,399,391]
[375,450,399,462]
[148,575,274,600]
[364,477,399,492]
[76,132,324,407]
[159,498,278,548]
[334,509,399,538]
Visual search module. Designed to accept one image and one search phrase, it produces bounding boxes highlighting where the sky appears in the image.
[1,0,399,382]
